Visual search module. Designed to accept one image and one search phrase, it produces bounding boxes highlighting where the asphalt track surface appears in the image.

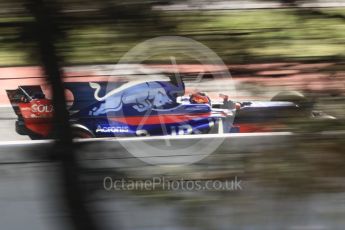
[0,107,29,140]
[2,159,344,230]
[0,132,345,230]
[3,160,345,230]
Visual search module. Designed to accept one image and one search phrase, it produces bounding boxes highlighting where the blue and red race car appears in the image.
[6,74,329,139]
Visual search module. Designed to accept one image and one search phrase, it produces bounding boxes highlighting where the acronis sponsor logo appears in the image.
[95,125,129,133]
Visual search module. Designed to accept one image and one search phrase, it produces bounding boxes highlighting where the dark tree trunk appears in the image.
[28,0,98,229]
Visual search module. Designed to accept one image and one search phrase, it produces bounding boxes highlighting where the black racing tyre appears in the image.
[29,134,43,140]
[271,91,306,104]
[271,91,315,110]
[71,128,94,139]
[271,91,315,119]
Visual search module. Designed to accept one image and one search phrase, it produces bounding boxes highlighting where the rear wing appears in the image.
[6,85,45,117]
[6,89,24,117]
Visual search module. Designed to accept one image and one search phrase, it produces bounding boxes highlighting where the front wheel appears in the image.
[271,91,307,105]
[271,91,314,115]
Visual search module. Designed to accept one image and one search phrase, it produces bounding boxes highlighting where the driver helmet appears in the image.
[190,92,211,105]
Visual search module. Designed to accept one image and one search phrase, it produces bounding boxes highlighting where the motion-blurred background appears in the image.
[0,0,345,230]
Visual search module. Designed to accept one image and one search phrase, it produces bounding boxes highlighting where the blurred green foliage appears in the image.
[1,7,345,65]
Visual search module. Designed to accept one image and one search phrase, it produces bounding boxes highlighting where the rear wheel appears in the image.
[71,127,94,139]
[29,134,43,140]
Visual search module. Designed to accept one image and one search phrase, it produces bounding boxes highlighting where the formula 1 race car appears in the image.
[6,74,332,139]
